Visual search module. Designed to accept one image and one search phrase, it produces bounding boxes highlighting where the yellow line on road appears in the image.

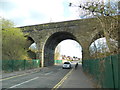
[0,73,28,81]
[51,68,73,90]
[0,69,40,81]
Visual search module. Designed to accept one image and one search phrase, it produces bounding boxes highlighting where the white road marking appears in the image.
[45,72,53,75]
[9,77,39,88]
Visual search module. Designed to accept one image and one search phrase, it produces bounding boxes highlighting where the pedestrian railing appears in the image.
[54,60,62,64]
[82,54,119,89]
[2,59,41,72]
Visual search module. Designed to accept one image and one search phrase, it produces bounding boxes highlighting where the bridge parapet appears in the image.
[19,17,97,33]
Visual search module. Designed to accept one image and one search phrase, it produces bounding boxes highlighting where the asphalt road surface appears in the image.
[2,64,73,89]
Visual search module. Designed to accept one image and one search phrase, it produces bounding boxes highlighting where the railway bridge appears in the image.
[20,17,110,67]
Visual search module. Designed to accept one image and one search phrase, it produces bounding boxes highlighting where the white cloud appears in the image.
[2,0,98,26]
[1,0,76,26]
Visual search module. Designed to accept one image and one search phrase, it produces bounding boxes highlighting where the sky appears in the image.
[56,40,82,58]
[0,0,119,27]
[1,0,117,59]
[0,0,81,27]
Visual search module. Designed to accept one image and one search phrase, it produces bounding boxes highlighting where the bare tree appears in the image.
[69,0,119,54]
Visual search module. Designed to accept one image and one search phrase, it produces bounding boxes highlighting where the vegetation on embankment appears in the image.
[1,18,30,60]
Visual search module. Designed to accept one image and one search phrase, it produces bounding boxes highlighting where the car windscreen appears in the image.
[64,62,70,64]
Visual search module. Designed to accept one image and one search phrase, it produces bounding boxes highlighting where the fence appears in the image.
[2,59,41,72]
[82,54,119,89]
[54,60,62,64]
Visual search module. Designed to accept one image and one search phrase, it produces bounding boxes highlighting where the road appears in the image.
[2,64,73,89]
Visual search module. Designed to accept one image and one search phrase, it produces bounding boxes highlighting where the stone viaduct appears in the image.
[20,17,104,67]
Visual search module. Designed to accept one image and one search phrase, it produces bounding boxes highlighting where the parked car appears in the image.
[62,61,71,69]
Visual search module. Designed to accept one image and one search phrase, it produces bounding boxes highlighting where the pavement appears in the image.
[0,64,95,88]
[58,63,95,88]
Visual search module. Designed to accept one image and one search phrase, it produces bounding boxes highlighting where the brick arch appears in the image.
[20,16,114,67]
[90,30,105,46]
[43,31,79,66]
[25,35,35,44]
[25,35,37,59]
[88,30,105,58]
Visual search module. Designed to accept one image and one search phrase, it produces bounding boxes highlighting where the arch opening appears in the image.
[25,36,37,60]
[44,32,82,66]
[91,31,105,44]
[89,37,110,58]
[89,30,118,58]
[54,39,82,65]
